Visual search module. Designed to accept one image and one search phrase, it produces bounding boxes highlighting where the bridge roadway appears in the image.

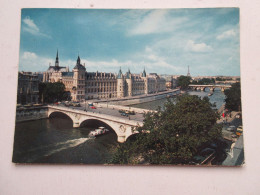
[47,104,150,143]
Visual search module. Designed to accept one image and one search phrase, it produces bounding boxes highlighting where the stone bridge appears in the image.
[47,105,144,143]
[189,84,232,92]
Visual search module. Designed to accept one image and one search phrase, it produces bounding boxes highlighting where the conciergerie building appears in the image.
[43,51,166,101]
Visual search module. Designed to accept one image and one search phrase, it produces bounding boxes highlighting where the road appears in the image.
[221,116,243,141]
[57,103,145,122]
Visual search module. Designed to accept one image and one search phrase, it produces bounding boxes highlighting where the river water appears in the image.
[130,89,226,110]
[13,89,225,164]
[13,117,118,164]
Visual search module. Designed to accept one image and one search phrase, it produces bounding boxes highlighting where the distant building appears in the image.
[17,72,39,105]
[164,76,177,89]
[43,52,166,101]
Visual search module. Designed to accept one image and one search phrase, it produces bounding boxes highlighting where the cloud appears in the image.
[19,51,53,71]
[217,29,237,40]
[128,10,187,35]
[22,16,51,38]
[185,40,213,53]
[22,51,37,59]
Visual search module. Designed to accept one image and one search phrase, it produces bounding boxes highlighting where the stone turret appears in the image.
[72,55,86,101]
[117,67,125,98]
[141,68,148,94]
[125,69,132,96]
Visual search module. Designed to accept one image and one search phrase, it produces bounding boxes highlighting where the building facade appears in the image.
[43,52,166,101]
[17,72,39,105]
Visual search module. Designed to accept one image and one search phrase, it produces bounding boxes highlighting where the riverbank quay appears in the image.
[15,106,48,122]
[90,89,180,106]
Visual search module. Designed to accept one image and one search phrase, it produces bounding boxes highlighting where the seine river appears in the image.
[13,89,225,164]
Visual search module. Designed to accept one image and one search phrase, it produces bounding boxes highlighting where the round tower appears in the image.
[117,67,125,98]
[72,55,86,101]
[142,68,148,94]
[126,69,132,96]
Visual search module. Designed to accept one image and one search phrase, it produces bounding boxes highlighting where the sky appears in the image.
[19,8,240,76]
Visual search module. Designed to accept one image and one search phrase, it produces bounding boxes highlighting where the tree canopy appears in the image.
[39,82,70,103]
[111,95,222,165]
[177,75,191,89]
[224,82,241,111]
[191,78,215,85]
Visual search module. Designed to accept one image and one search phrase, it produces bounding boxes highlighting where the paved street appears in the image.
[218,111,242,141]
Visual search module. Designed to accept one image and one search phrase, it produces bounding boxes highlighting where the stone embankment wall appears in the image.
[16,106,48,122]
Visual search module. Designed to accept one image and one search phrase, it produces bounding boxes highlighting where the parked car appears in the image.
[227,125,236,132]
[236,126,243,136]
[90,106,97,109]
[121,112,128,117]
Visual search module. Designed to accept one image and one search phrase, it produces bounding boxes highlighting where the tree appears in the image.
[177,75,191,89]
[111,95,222,165]
[39,82,68,103]
[191,78,215,85]
[224,82,241,111]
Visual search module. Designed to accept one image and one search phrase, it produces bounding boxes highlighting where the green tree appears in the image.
[111,95,222,165]
[39,82,68,103]
[177,75,191,89]
[224,82,241,111]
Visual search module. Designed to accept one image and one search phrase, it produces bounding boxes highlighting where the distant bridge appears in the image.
[47,105,145,143]
[189,84,232,92]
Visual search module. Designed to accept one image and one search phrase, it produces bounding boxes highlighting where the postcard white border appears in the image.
[0,0,260,194]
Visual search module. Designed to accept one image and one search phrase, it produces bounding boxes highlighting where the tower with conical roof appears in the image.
[125,69,132,96]
[72,55,86,101]
[55,50,59,67]
[142,67,146,77]
[141,67,148,94]
[117,67,125,98]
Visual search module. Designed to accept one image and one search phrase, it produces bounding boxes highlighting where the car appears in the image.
[121,112,128,117]
[90,106,97,109]
[236,126,243,136]
[227,125,236,132]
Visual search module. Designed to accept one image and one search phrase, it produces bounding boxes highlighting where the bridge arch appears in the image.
[48,111,73,122]
[80,118,117,135]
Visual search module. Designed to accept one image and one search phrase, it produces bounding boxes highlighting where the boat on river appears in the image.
[88,127,109,138]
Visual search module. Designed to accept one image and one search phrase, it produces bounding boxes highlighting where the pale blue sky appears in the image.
[19,8,240,76]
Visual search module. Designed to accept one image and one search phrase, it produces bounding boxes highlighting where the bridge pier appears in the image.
[117,135,126,143]
[73,122,80,128]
